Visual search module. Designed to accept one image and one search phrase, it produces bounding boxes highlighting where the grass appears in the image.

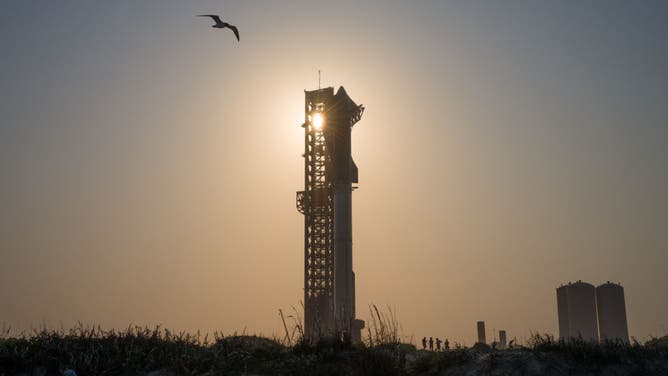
[525,333,668,371]
[0,321,411,376]
[1,322,666,376]
[365,304,406,347]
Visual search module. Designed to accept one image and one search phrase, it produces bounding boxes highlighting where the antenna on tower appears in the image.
[318,69,321,89]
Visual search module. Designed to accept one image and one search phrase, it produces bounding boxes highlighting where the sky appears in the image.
[1,1,667,344]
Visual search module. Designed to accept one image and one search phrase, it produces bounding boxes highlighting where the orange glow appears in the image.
[313,113,323,129]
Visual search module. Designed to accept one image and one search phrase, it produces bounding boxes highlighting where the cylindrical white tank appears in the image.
[556,285,570,340]
[596,282,629,343]
[566,281,599,342]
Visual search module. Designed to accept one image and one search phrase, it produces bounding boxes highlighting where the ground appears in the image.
[1,329,667,375]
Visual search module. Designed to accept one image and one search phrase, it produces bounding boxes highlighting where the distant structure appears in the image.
[296,86,365,342]
[556,284,570,340]
[557,281,629,342]
[556,281,599,342]
[596,282,629,343]
[499,330,507,349]
[477,321,486,344]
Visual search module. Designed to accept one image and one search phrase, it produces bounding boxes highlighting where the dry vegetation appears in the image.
[1,311,667,376]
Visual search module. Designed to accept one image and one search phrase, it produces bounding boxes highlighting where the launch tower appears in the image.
[296,86,365,342]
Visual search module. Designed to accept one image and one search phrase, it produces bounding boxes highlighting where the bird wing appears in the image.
[226,24,240,41]
[198,14,223,26]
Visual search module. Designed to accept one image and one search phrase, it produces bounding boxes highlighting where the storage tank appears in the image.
[596,282,629,343]
[567,281,599,341]
[556,285,570,340]
[557,281,599,342]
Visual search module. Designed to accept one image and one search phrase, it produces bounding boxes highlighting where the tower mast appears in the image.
[296,86,365,342]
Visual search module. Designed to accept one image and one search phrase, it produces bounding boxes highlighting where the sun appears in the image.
[313,113,323,130]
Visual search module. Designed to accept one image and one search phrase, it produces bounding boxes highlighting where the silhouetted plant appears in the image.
[1,327,667,375]
[365,304,403,347]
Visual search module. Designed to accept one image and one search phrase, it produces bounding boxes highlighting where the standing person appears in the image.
[436,337,442,351]
[421,337,427,350]
[444,338,450,351]
[429,337,434,351]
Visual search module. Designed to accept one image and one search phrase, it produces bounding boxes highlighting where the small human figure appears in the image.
[422,336,427,350]
[429,337,434,351]
[436,337,442,351]
[444,338,450,350]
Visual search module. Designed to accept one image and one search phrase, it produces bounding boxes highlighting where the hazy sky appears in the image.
[1,1,667,344]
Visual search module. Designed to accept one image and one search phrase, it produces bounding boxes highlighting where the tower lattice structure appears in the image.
[296,86,364,341]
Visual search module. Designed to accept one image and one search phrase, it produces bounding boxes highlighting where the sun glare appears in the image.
[313,113,323,129]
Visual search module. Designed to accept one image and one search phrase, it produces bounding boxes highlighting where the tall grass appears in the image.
[277,303,305,347]
[365,304,403,347]
[278,303,407,348]
[525,332,668,370]
[0,324,214,375]
[1,324,666,376]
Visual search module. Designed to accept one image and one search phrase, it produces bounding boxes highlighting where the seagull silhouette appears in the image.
[198,15,239,41]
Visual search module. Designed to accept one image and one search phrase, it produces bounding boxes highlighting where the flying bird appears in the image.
[198,14,239,41]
